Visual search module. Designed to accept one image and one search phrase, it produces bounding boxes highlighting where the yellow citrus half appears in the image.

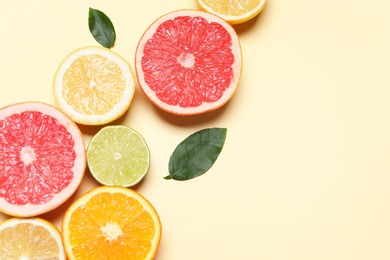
[197,0,266,24]
[53,46,136,125]
[0,218,65,259]
[62,186,162,260]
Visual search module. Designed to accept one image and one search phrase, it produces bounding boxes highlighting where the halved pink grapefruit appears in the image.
[135,10,242,116]
[0,102,86,217]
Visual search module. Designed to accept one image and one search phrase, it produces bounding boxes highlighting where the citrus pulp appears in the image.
[135,10,242,116]
[62,186,162,260]
[53,46,136,125]
[0,102,85,217]
[87,125,150,187]
[197,0,266,24]
[0,217,66,259]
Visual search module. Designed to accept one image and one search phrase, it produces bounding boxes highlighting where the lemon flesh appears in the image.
[53,46,135,125]
[197,0,266,24]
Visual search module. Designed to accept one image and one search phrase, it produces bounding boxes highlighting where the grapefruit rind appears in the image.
[53,46,136,125]
[135,10,242,116]
[0,102,86,217]
[62,186,162,260]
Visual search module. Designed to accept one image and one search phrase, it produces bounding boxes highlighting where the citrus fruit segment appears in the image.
[87,125,150,187]
[53,46,136,125]
[135,10,242,116]
[0,102,86,217]
[0,218,66,259]
[197,0,266,24]
[62,186,162,260]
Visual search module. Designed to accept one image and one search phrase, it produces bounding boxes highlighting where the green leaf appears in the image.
[88,7,116,48]
[165,128,227,181]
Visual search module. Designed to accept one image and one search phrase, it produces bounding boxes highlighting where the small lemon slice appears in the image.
[0,218,65,259]
[53,46,135,125]
[197,0,266,24]
[87,125,150,187]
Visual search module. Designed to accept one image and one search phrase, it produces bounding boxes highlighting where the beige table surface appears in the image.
[1,0,390,259]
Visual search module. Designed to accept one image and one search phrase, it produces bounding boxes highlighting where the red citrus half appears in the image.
[0,102,86,217]
[135,10,242,116]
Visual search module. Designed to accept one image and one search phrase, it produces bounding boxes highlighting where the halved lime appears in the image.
[86,125,150,187]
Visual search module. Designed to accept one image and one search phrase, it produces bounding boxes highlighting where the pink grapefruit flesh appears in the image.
[135,10,242,116]
[0,102,86,217]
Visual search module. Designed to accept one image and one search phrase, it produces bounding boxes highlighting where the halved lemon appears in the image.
[53,46,135,125]
[197,0,266,24]
[0,218,65,259]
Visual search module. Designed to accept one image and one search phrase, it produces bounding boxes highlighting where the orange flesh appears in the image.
[68,192,156,259]
[62,54,126,115]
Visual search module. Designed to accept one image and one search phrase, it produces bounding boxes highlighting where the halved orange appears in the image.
[62,186,162,260]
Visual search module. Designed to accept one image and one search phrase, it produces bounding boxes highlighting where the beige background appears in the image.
[1,0,390,259]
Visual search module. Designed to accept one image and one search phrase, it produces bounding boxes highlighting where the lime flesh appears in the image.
[86,125,150,187]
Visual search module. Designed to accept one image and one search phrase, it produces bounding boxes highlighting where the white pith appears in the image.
[20,146,36,165]
[101,222,123,241]
[177,53,195,68]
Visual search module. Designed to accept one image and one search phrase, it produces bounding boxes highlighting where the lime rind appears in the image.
[86,125,150,187]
